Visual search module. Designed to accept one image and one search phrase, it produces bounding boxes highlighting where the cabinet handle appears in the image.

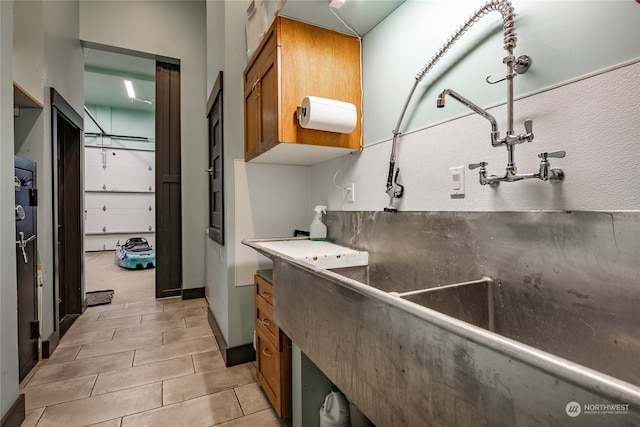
[251,79,261,98]
[262,347,272,357]
[261,318,272,326]
[260,291,271,300]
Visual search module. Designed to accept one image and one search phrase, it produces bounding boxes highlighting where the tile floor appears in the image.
[20,251,287,427]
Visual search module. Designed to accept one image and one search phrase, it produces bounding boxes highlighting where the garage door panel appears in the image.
[85,147,154,192]
[85,192,154,209]
[84,146,156,250]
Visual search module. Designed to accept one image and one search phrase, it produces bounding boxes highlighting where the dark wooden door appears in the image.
[207,71,224,245]
[15,156,38,382]
[52,88,84,340]
[155,62,182,298]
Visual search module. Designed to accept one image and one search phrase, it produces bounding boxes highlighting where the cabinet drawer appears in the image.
[255,274,273,305]
[256,328,291,419]
[256,295,279,347]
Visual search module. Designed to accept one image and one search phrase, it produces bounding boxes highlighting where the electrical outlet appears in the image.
[345,183,355,203]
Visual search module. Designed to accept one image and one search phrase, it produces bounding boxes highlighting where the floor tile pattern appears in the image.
[19,251,287,427]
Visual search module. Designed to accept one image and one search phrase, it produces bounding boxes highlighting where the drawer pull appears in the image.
[261,318,272,326]
[260,291,272,300]
[252,79,261,98]
[262,348,272,357]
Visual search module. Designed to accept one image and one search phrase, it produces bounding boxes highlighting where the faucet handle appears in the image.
[538,150,566,160]
[468,161,488,170]
[524,119,534,142]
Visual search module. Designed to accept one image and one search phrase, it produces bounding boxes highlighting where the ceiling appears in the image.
[82,0,405,114]
[279,0,405,36]
[84,48,156,114]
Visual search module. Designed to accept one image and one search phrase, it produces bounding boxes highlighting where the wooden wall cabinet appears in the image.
[254,272,292,419]
[243,16,362,165]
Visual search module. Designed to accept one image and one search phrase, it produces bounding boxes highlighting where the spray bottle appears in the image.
[310,205,327,241]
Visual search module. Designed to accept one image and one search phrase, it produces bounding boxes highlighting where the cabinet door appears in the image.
[256,328,292,419]
[257,48,278,155]
[244,49,279,161]
[244,79,260,160]
[256,328,282,414]
[244,27,278,162]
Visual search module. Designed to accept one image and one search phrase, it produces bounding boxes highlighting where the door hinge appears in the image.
[30,321,40,339]
[29,189,38,206]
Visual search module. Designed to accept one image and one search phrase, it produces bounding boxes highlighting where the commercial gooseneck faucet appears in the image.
[436,89,565,186]
[384,0,565,212]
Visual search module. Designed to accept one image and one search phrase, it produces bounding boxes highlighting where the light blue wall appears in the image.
[4,0,84,416]
[205,0,313,350]
[205,0,255,348]
[1,0,19,418]
[308,0,640,214]
[85,105,155,150]
[15,0,85,357]
[363,0,640,145]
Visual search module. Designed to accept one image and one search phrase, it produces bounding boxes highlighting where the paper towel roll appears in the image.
[298,96,357,134]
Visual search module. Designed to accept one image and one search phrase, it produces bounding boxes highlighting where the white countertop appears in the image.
[243,238,369,270]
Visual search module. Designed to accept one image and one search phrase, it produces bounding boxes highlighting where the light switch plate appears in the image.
[345,183,355,203]
[450,166,465,197]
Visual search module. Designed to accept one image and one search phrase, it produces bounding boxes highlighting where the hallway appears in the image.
[19,252,283,427]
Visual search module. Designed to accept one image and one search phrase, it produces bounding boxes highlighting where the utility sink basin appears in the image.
[242,238,368,270]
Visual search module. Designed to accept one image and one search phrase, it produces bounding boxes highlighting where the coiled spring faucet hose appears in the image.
[385,0,517,211]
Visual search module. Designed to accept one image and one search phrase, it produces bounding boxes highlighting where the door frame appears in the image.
[79,42,183,301]
[50,88,84,350]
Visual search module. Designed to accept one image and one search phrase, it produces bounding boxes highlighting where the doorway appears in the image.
[81,45,183,302]
[15,156,38,382]
[51,88,84,338]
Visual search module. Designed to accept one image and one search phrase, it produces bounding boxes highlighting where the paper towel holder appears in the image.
[296,106,306,122]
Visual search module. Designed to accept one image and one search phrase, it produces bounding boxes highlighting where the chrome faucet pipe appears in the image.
[384,0,518,212]
[469,149,566,186]
[437,89,501,146]
[506,54,514,137]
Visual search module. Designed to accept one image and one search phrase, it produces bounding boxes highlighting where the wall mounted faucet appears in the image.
[383,1,565,212]
[437,88,566,186]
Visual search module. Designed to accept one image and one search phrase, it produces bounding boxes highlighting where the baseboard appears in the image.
[182,287,205,300]
[42,330,60,359]
[1,394,24,427]
[207,306,255,367]
[59,314,80,338]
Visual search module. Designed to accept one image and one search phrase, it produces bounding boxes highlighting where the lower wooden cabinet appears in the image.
[255,272,292,419]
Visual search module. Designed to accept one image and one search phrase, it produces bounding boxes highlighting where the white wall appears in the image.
[80,0,207,290]
[0,0,19,417]
[311,0,640,212]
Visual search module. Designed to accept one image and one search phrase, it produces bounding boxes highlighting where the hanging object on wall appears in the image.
[297,96,357,134]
